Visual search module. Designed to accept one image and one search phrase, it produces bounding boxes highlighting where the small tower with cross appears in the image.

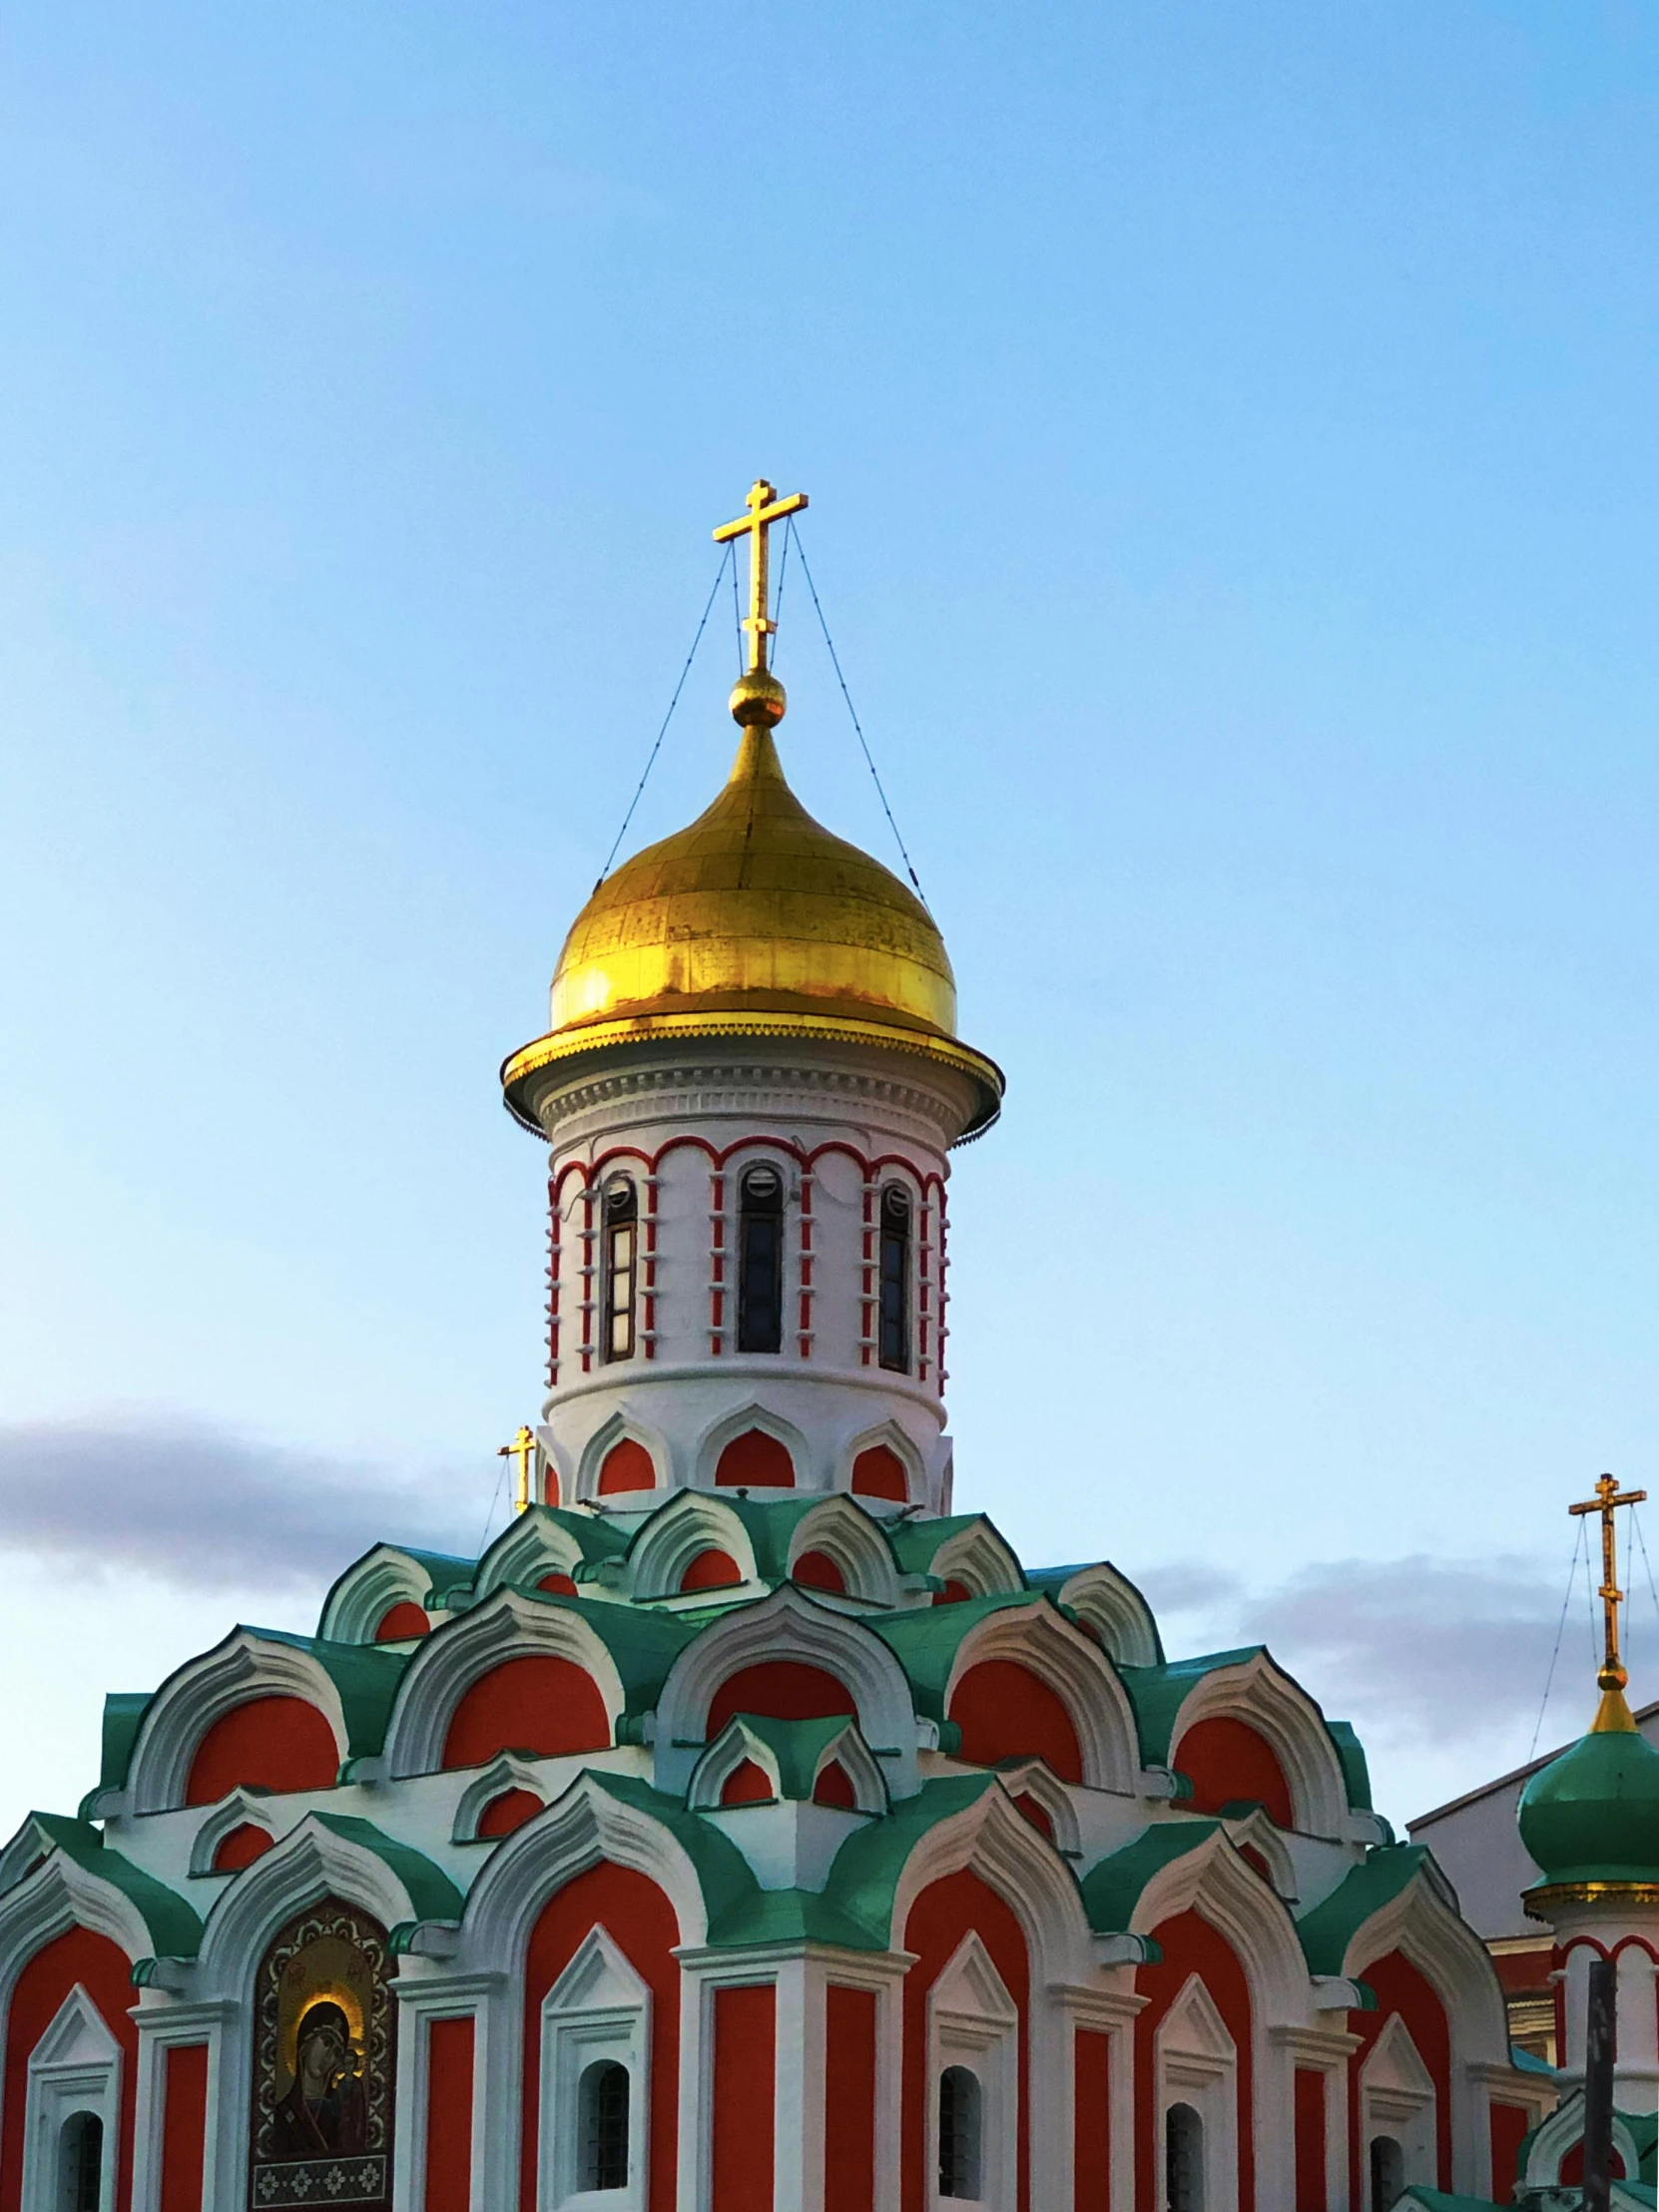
[1516,1473,1659,2156]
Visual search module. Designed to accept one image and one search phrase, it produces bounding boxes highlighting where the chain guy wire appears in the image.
[732,540,745,674]
[773,517,791,663]
[477,1447,511,1554]
[1530,1517,1589,1761]
[595,545,734,891]
[788,519,930,908]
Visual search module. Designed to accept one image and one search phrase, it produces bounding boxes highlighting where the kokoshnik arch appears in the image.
[0,483,1552,2212]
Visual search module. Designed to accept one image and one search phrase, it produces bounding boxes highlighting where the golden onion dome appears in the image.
[502,726,1002,1139]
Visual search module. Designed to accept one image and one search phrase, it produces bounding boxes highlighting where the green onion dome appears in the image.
[1519,1690,1659,1890]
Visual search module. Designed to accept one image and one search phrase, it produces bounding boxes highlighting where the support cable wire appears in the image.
[787,519,930,908]
[595,546,734,891]
[1633,1508,1659,1697]
[732,542,745,674]
[1530,1518,1589,1761]
[477,1449,511,1555]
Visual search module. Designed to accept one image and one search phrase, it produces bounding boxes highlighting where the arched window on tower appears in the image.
[738,1165,785,1354]
[1370,2135,1405,2212]
[601,1177,638,1363]
[1166,2102,1205,2212]
[937,2065,982,2200]
[579,2058,631,2191]
[58,2113,104,2212]
[878,1183,911,1373]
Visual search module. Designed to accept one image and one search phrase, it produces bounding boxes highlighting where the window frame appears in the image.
[736,1164,786,1356]
[600,1178,639,1365]
[926,1933,1018,2211]
[877,1182,913,1374]
[539,1928,651,2212]
[19,1989,121,2212]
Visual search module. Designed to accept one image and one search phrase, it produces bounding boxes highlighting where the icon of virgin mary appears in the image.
[272,1999,369,2154]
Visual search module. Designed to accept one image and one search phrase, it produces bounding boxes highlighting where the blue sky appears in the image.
[4,1,1659,1833]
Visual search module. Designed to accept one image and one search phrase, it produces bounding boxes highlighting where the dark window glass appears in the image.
[602,1179,637,1364]
[738,1166,784,1355]
[1371,2136,1404,2212]
[1166,2103,1204,2212]
[878,1184,911,1372]
[579,2059,630,2191]
[938,2065,982,2199]
[59,2114,103,2212]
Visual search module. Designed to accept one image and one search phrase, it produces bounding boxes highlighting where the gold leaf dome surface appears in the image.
[550,728,956,1038]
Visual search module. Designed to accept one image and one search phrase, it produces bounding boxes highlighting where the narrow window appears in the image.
[878,1184,911,1373]
[1166,2103,1204,2212]
[737,1165,784,1354]
[938,2065,982,2199]
[602,1178,637,1363]
[1370,2136,1404,2212]
[58,2114,103,2212]
[579,2058,631,2191]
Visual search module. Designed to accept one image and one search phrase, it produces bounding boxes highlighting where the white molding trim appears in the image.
[1165,1652,1350,1842]
[1359,2012,1437,2194]
[382,1589,627,1780]
[472,1512,589,1604]
[451,1756,549,1843]
[540,1927,651,2212]
[623,1493,759,1601]
[945,1603,1140,1794]
[187,1792,279,1877]
[692,1399,810,1493]
[1124,1825,1311,2028]
[785,1496,903,1606]
[927,1934,1018,2212]
[1155,1974,1239,2212]
[20,1986,122,2212]
[125,1630,349,1815]
[927,1522,1024,1597]
[887,1781,1096,1988]
[318,1545,437,1645]
[652,1586,920,1799]
[576,1410,671,1504]
[194,1812,434,1993]
[1055,1564,1161,1669]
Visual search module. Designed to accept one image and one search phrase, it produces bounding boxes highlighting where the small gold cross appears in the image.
[1569,1472,1648,1693]
[714,478,808,677]
[497,1424,537,1516]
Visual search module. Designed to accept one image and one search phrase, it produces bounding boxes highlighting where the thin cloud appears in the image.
[0,1415,479,1595]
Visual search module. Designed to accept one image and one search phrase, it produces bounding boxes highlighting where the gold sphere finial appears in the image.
[730,666,787,728]
[1601,1659,1630,1696]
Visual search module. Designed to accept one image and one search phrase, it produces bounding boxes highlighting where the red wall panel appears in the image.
[1346,1950,1453,2196]
[1174,1717,1295,1828]
[520,1865,681,2212]
[1,1929,138,2212]
[825,1984,878,2212]
[1294,2066,1327,2212]
[948,1660,1084,1784]
[1136,1911,1255,2212]
[901,1871,1031,2212]
[707,1661,856,1736]
[441,1656,610,1769]
[185,1695,338,1804]
[159,2043,209,2212]
[1074,2027,1111,2211]
[1490,2101,1532,2205]
[712,1984,777,2212]
[424,2015,475,2212]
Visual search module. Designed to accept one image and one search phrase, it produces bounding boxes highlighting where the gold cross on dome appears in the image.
[1569,1472,1648,1693]
[497,1424,537,1516]
[714,478,808,676]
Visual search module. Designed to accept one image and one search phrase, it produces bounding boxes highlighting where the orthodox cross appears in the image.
[497,1424,537,1516]
[1570,1472,1648,1690]
[714,478,808,676]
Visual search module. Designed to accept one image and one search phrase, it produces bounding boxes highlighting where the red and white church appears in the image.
[0,485,1552,2212]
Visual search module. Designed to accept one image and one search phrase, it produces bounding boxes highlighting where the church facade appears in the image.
[0,486,1552,2212]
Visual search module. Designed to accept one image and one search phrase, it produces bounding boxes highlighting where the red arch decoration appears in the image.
[681,1548,743,1594]
[932,1579,973,1607]
[1137,1911,1256,2212]
[708,1661,857,1738]
[441,1656,611,1770]
[537,1571,578,1597]
[721,1759,774,1806]
[212,1822,275,1873]
[185,1695,339,1806]
[1012,1792,1054,1842]
[598,1439,655,1494]
[476,1787,543,1839]
[1347,1951,1453,2194]
[716,1431,795,1488]
[1175,1715,1295,1828]
[902,1872,1030,2212]
[851,1445,908,1502]
[1,1929,139,2212]
[813,1760,857,1810]
[522,1866,682,2212]
[373,1601,429,1643]
[947,1660,1084,1785]
[793,1549,846,1595]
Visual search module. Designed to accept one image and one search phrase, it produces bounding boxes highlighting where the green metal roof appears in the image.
[821,1775,999,1946]
[312,1812,463,1924]
[1295,1845,1432,1976]
[866,1593,1052,1720]
[26,1813,204,1959]
[1079,1820,1222,1933]
[718,1714,862,1801]
[1519,1722,1659,1887]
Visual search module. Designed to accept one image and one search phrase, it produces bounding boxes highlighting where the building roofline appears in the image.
[1408,1698,1659,1832]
